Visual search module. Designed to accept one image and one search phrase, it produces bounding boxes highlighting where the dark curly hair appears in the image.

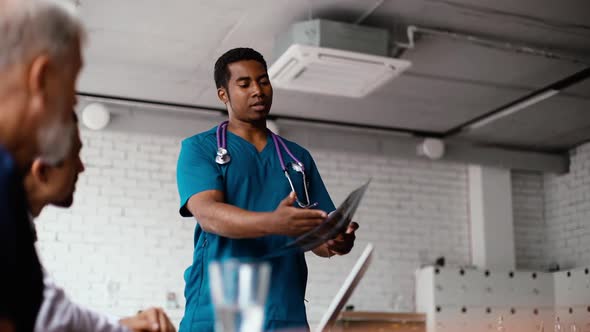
[214,47,268,89]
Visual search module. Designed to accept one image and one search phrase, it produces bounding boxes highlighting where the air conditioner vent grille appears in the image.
[268,44,411,98]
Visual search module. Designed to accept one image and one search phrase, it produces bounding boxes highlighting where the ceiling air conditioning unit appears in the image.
[269,19,411,98]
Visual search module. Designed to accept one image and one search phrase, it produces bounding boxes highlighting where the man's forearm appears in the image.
[191,201,275,239]
[36,273,129,332]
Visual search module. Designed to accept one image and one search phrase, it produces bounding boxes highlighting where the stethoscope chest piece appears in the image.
[215,147,231,165]
[289,162,303,173]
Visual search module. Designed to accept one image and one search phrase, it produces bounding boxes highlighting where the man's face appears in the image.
[30,40,83,165]
[44,128,84,208]
[219,60,273,123]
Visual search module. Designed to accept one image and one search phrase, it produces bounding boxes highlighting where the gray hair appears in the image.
[0,0,85,71]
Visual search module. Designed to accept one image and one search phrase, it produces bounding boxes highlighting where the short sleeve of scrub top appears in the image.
[177,136,223,217]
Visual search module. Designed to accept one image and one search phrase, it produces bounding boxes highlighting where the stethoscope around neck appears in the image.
[215,120,318,209]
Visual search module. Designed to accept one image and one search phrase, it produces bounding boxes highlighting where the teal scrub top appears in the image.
[176,125,335,332]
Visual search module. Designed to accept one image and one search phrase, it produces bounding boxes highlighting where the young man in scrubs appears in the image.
[176,48,359,331]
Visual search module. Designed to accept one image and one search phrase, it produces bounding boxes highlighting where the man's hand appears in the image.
[119,307,176,332]
[325,221,359,256]
[270,192,328,237]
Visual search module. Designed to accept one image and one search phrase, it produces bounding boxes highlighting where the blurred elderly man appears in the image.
[26,114,176,332]
[0,1,175,331]
[0,0,83,330]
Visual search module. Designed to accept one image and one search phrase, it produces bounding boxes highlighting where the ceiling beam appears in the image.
[280,119,569,174]
[443,67,590,137]
[77,91,442,137]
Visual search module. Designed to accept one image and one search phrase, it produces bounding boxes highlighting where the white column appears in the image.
[468,165,515,270]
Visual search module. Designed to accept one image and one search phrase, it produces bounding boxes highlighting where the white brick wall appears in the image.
[35,122,473,328]
[30,100,587,331]
[544,142,590,269]
[508,143,590,272]
[36,118,586,330]
[511,171,546,270]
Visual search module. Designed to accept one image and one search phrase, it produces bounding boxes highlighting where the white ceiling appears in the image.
[75,0,590,152]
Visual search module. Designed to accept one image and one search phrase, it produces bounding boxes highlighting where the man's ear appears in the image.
[27,54,51,112]
[217,87,229,104]
[29,159,50,184]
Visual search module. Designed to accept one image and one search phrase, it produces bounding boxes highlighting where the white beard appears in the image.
[37,115,74,166]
